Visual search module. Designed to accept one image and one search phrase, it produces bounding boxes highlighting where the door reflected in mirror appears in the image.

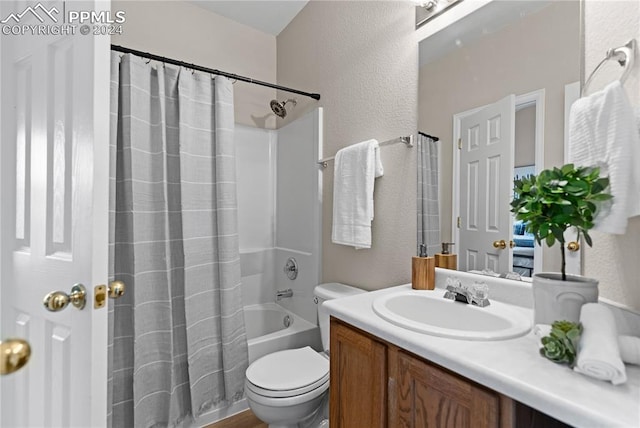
[418,0,581,278]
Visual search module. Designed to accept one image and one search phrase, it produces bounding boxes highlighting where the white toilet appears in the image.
[244,283,365,428]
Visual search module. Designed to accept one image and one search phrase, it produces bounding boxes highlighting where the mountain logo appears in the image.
[1,3,60,24]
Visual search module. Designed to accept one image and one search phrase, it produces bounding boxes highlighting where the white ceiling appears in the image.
[190,1,309,36]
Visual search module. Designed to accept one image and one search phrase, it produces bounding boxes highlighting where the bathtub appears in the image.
[244,302,322,363]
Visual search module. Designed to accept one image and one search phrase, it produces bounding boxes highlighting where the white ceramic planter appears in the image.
[531,272,599,325]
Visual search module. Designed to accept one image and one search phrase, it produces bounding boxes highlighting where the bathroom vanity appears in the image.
[330,318,516,427]
[325,273,640,428]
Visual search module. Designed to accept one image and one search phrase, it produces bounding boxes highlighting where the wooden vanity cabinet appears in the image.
[329,318,514,428]
[329,316,388,427]
[393,348,512,427]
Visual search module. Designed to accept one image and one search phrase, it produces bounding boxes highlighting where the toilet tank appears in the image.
[314,283,366,351]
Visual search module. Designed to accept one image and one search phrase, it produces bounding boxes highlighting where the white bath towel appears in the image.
[568,81,640,234]
[574,303,627,385]
[332,139,384,249]
[619,335,640,366]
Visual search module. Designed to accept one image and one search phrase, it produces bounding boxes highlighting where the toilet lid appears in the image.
[246,346,329,392]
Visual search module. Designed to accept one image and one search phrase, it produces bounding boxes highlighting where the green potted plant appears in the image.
[510,163,611,324]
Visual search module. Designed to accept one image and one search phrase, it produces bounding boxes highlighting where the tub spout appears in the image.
[276,288,293,301]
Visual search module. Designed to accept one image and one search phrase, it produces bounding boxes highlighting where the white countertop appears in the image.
[324,283,640,428]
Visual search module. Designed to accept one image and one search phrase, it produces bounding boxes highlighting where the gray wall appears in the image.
[277,1,419,290]
[112,1,278,129]
[583,1,640,311]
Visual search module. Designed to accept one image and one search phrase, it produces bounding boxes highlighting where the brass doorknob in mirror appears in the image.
[43,283,86,312]
[0,338,31,375]
[510,240,515,249]
[492,240,507,250]
[108,280,126,299]
[567,241,580,252]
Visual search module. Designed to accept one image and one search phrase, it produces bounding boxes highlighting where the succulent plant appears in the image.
[540,320,582,367]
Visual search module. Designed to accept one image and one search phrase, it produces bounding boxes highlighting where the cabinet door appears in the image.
[395,351,501,428]
[330,319,387,428]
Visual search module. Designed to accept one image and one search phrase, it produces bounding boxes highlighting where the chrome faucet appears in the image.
[276,288,293,301]
[443,279,490,307]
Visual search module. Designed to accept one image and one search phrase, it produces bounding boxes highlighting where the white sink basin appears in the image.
[372,290,531,341]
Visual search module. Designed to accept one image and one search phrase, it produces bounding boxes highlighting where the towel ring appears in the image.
[582,39,636,96]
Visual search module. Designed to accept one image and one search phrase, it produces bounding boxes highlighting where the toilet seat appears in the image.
[246,346,329,398]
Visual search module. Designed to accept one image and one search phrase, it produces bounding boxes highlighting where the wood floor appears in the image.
[205,409,267,428]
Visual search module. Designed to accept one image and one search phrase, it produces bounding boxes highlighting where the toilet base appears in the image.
[248,389,327,428]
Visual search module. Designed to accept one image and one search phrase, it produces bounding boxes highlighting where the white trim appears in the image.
[91,2,111,425]
[452,89,545,275]
[564,82,580,163]
[563,81,581,276]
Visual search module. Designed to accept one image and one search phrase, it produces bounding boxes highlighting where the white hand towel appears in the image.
[574,303,627,385]
[332,139,383,249]
[568,81,640,234]
[618,335,640,366]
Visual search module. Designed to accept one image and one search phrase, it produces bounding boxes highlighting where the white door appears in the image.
[564,81,582,276]
[0,1,110,426]
[458,95,515,273]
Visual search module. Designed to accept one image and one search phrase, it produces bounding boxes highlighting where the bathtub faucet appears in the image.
[276,288,293,301]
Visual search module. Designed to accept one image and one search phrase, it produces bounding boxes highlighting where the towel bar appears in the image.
[318,135,414,169]
[582,39,636,96]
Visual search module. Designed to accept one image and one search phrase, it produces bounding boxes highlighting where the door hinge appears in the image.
[457,138,461,150]
[457,217,461,228]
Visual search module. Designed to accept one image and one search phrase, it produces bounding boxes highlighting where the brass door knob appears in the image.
[94,281,127,309]
[567,241,580,252]
[1,338,31,375]
[492,240,507,250]
[43,284,86,312]
[108,280,126,299]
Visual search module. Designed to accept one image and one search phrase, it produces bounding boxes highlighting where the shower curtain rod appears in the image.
[111,44,322,101]
[418,131,439,142]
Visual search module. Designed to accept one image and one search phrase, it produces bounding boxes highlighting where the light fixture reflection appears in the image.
[415,0,463,29]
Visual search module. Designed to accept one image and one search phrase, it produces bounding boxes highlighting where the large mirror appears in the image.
[417,0,581,278]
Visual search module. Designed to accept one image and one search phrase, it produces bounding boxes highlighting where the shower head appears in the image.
[270,98,297,119]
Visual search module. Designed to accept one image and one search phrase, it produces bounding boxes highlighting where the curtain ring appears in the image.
[231,78,237,84]
[145,58,151,64]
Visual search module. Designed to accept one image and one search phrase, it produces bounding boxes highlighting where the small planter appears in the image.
[532,272,599,325]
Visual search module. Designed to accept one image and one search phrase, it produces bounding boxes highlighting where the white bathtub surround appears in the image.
[273,109,323,323]
[274,248,320,324]
[240,249,276,307]
[244,303,321,363]
[237,109,323,325]
[324,269,640,427]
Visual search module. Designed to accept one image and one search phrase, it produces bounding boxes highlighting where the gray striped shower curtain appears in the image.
[107,52,248,427]
[417,134,441,256]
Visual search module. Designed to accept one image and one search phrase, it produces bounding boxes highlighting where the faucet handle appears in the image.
[468,282,490,307]
[445,277,461,290]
